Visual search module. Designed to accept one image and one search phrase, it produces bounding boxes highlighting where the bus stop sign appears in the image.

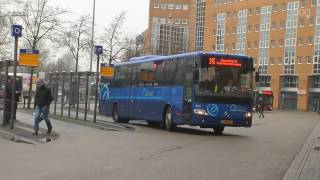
[11,25,22,37]
[19,49,40,67]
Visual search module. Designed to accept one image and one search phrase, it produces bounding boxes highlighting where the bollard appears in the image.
[76,72,80,120]
[61,72,65,117]
[68,72,73,118]
[84,71,89,121]
[54,72,58,115]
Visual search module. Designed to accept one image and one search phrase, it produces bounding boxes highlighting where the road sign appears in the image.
[100,63,114,77]
[95,46,103,55]
[19,49,40,67]
[11,25,22,37]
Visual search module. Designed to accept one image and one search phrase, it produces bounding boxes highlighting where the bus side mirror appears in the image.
[255,72,260,82]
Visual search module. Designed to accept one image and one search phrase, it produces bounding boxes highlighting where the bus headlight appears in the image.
[194,109,209,116]
[244,112,252,118]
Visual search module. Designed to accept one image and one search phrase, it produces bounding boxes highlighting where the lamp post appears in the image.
[168,16,173,55]
[90,0,96,72]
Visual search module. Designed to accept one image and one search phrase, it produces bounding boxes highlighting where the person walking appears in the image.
[258,97,265,118]
[33,80,54,135]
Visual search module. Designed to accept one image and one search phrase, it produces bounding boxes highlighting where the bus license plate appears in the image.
[220,120,234,125]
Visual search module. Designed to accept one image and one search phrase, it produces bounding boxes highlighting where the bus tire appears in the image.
[112,104,129,123]
[213,126,225,135]
[164,106,176,131]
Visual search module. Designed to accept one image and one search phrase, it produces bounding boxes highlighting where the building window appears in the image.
[233,11,237,18]
[154,2,160,8]
[271,40,276,48]
[168,3,174,9]
[232,43,235,50]
[182,4,189,10]
[247,42,251,49]
[307,56,312,64]
[297,56,303,64]
[247,25,252,32]
[283,76,298,88]
[232,27,236,34]
[255,24,260,32]
[225,44,229,51]
[176,4,182,10]
[278,57,283,64]
[175,18,181,24]
[272,22,277,30]
[281,3,286,11]
[280,21,285,29]
[309,17,315,26]
[298,37,304,46]
[248,8,253,16]
[279,39,284,47]
[153,17,159,23]
[255,7,260,15]
[300,0,306,8]
[259,76,271,87]
[182,19,188,24]
[160,17,166,24]
[308,36,314,44]
[299,19,304,27]
[311,0,317,6]
[270,57,275,65]
[161,3,167,9]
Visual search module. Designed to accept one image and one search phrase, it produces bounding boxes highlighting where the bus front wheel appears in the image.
[164,107,176,131]
[112,105,128,123]
[213,126,225,135]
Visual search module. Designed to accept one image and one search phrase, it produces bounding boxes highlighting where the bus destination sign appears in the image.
[208,57,242,67]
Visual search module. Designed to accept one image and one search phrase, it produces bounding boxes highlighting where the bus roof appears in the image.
[114,52,252,66]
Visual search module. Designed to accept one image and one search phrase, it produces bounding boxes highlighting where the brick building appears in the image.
[146,0,320,111]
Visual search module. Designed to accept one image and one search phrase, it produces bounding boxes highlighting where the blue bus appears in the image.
[100,52,255,134]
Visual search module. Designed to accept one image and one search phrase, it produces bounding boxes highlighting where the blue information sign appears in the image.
[11,25,22,37]
[95,46,103,55]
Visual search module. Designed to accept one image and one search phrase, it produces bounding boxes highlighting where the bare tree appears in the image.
[42,53,75,73]
[0,10,10,58]
[19,0,66,108]
[20,0,66,50]
[58,15,91,73]
[100,11,127,64]
[121,33,145,61]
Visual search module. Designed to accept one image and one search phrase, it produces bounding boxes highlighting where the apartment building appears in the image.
[146,0,320,111]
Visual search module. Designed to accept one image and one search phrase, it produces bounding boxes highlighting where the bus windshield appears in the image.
[195,56,253,98]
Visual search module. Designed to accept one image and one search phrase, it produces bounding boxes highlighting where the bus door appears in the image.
[128,65,138,119]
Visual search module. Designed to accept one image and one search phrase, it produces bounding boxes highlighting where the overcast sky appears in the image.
[50,0,149,36]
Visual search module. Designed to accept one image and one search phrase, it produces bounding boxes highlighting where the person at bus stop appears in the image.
[258,96,265,118]
[3,78,13,126]
[33,80,54,135]
[223,79,238,93]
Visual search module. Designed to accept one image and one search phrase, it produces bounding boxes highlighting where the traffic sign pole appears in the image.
[10,25,22,129]
[93,46,103,123]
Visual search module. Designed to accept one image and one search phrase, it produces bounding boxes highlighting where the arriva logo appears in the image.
[100,84,110,100]
[207,104,219,117]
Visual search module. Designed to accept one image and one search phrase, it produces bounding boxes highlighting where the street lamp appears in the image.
[90,0,96,72]
[168,15,173,55]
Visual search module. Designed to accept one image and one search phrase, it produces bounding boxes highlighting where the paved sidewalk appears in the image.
[0,109,134,145]
[282,113,320,180]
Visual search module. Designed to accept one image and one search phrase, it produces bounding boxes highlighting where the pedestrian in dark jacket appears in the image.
[33,80,53,135]
[3,79,13,126]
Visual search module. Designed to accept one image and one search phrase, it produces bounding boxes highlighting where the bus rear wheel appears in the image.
[213,126,225,135]
[112,105,128,123]
[164,107,176,131]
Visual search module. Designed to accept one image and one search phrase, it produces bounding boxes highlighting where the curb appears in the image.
[282,119,320,180]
